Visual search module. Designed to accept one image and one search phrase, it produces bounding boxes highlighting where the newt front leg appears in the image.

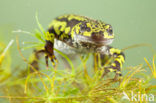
[38,32,57,68]
[44,40,57,67]
[97,46,125,80]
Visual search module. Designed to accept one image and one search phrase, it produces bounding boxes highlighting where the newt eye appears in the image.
[109,29,113,34]
[106,26,113,36]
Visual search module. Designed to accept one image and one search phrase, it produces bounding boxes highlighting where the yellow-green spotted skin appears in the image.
[44,14,125,79]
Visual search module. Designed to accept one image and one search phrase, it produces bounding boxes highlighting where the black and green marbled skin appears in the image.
[40,14,125,79]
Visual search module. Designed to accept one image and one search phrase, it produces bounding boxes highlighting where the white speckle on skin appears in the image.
[54,33,113,57]
[54,39,76,55]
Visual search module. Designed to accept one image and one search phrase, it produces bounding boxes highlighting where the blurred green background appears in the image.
[0,0,156,68]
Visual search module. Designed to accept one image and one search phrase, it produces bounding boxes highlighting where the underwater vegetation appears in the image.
[0,16,156,103]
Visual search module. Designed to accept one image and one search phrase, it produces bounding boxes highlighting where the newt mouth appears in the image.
[74,35,114,46]
[89,38,114,45]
